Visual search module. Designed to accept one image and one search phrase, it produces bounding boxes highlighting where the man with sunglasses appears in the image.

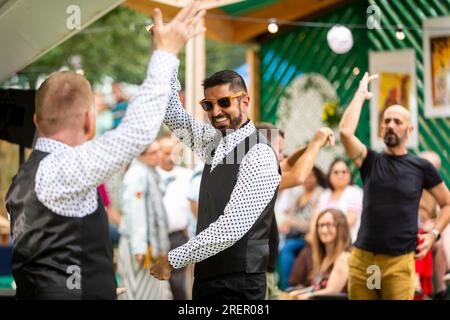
[339,72,450,300]
[150,69,281,300]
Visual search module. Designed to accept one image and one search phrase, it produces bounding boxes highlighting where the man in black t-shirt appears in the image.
[339,72,450,300]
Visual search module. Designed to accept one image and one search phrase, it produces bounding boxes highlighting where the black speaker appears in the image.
[0,89,36,149]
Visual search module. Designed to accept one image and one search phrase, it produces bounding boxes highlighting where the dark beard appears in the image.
[214,104,243,135]
[383,131,400,147]
[231,107,243,129]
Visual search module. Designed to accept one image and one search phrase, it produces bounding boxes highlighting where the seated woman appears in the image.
[290,208,351,299]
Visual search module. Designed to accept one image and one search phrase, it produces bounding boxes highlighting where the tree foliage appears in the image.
[20,6,152,85]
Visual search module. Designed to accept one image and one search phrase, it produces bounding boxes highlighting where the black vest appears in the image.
[267,216,279,273]
[195,130,280,281]
[6,150,116,300]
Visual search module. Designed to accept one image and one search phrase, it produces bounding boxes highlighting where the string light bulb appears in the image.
[396,27,405,40]
[268,18,279,34]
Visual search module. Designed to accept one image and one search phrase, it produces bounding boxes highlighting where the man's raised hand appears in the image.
[358,72,379,100]
[152,1,206,56]
[312,127,335,148]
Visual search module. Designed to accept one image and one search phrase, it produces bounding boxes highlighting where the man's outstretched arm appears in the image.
[339,72,378,168]
[36,3,206,217]
[279,127,334,190]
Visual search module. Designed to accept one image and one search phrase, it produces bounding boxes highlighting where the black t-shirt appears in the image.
[354,149,443,256]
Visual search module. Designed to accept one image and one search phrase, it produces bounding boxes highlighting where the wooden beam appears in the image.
[231,0,347,43]
[125,0,241,16]
[153,0,244,10]
[185,28,206,169]
[124,0,235,42]
[124,0,180,18]
[185,29,206,124]
[125,0,348,44]
[247,45,260,122]
[204,10,235,43]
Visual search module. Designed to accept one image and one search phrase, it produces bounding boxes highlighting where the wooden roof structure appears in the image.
[124,0,351,124]
[125,0,348,43]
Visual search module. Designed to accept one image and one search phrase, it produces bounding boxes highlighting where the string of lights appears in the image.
[75,11,450,45]
[206,13,450,36]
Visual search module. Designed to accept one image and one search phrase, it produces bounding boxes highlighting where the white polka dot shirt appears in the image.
[165,72,281,269]
[34,50,179,218]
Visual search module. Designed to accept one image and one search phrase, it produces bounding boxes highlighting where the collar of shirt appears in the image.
[210,120,256,172]
[35,137,71,154]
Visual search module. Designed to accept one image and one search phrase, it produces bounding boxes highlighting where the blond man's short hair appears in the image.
[35,71,94,135]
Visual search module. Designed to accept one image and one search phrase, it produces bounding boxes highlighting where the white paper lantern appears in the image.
[327,25,353,54]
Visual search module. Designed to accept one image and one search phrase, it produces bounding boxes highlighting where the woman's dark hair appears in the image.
[327,158,353,191]
[311,166,328,189]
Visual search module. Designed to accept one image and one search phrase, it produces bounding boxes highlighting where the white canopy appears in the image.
[0,0,122,81]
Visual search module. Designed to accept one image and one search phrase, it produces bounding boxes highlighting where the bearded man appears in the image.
[150,70,281,300]
[338,72,450,300]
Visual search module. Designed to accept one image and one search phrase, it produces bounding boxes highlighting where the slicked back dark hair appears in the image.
[202,70,247,94]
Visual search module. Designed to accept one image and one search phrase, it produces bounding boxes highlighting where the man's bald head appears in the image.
[383,104,411,125]
[381,104,413,148]
[35,71,94,136]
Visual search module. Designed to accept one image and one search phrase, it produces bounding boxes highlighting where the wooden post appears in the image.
[247,44,261,123]
[185,29,205,122]
[184,18,205,168]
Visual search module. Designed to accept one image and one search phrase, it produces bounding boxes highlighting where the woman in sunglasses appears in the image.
[314,159,363,243]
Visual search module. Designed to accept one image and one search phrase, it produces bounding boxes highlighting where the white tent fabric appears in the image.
[0,0,122,81]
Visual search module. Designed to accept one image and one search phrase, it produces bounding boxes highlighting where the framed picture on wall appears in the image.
[423,16,450,118]
[369,50,418,150]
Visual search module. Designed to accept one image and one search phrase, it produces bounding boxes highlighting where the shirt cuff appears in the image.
[168,246,189,269]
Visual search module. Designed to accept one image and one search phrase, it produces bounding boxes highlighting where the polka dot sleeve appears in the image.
[163,69,217,162]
